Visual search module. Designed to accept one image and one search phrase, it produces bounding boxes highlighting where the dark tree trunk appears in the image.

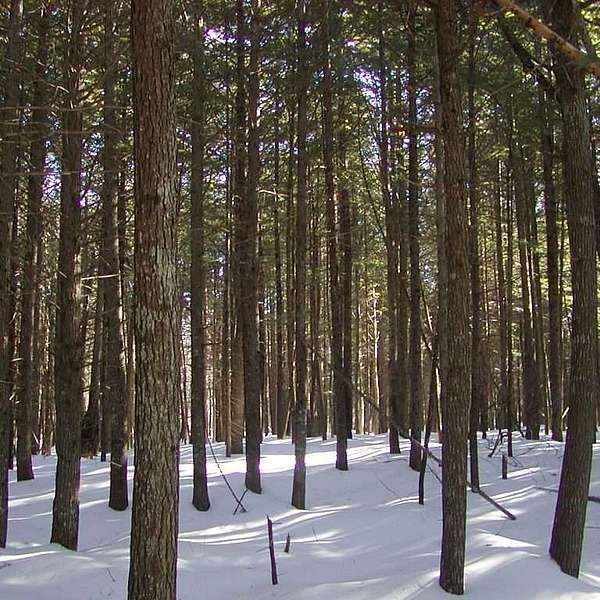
[321,0,347,470]
[547,0,598,578]
[340,187,353,440]
[231,0,247,458]
[407,1,422,472]
[467,9,480,490]
[539,86,563,441]
[51,0,85,552]
[511,122,540,440]
[190,0,210,512]
[436,1,471,594]
[377,3,400,455]
[291,0,309,509]
[0,0,24,548]
[433,37,447,441]
[128,0,180,597]
[273,118,286,440]
[240,0,262,494]
[102,0,129,512]
[16,0,49,481]
[81,287,103,458]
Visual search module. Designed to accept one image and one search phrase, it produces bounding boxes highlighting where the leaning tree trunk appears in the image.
[51,0,86,552]
[547,0,598,578]
[436,1,471,594]
[128,0,180,598]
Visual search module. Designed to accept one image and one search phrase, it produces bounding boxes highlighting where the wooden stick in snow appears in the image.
[267,516,278,585]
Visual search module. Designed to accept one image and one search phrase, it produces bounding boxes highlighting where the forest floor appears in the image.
[1,432,599,599]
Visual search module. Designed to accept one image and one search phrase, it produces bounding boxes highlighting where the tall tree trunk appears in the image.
[407,1,422,472]
[0,0,24,548]
[467,8,481,490]
[511,117,540,440]
[291,0,309,509]
[82,287,103,458]
[273,116,286,440]
[321,0,346,469]
[547,0,598,578]
[433,36,447,440]
[16,0,49,481]
[128,0,180,597]
[436,2,471,594]
[240,0,262,494]
[51,0,86,551]
[377,3,400,455]
[103,0,129,512]
[539,86,563,442]
[340,187,353,440]
[190,0,210,512]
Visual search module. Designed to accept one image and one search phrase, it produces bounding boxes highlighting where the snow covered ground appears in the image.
[1,433,599,599]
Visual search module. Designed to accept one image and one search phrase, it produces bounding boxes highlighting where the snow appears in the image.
[1,433,599,599]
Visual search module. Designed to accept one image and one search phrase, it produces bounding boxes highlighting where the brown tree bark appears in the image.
[81,287,102,458]
[102,0,129,512]
[240,0,262,494]
[291,0,309,509]
[190,0,210,511]
[407,0,422,472]
[321,0,347,469]
[128,0,180,597]
[0,0,23,547]
[51,0,86,551]
[377,3,400,455]
[547,0,598,578]
[538,86,563,441]
[436,1,471,594]
[467,8,481,490]
[16,0,49,481]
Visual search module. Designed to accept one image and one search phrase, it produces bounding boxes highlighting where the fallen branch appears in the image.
[490,0,600,78]
[206,436,248,514]
[536,486,600,504]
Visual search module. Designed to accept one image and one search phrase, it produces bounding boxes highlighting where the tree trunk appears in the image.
[407,1,422,472]
[0,0,24,548]
[547,0,598,578]
[321,0,347,470]
[539,86,563,441]
[81,287,103,458]
[128,0,180,597]
[102,0,129,512]
[51,0,85,552]
[16,0,49,481]
[190,0,210,511]
[436,2,471,594]
[239,0,262,494]
[467,9,480,490]
[291,0,309,509]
